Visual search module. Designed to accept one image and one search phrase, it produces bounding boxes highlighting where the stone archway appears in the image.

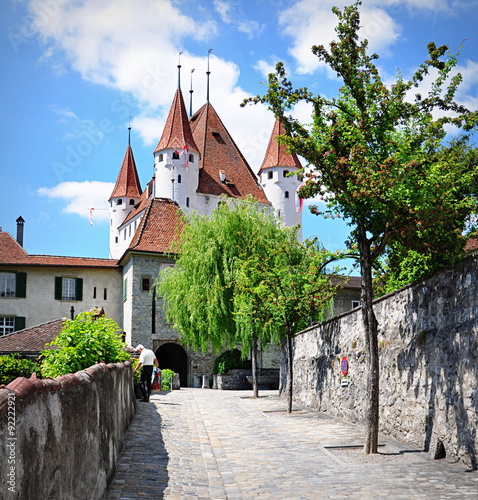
[155,343,188,387]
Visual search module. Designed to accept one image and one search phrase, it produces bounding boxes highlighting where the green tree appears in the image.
[40,310,130,378]
[157,197,340,400]
[234,237,340,412]
[0,354,39,385]
[245,1,478,452]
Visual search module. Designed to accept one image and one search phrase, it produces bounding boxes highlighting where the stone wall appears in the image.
[289,256,478,468]
[0,361,136,499]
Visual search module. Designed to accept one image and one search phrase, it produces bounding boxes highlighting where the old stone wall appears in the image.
[0,361,136,499]
[290,256,478,468]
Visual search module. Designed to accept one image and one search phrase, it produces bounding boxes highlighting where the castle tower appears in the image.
[109,130,142,259]
[153,88,200,212]
[259,117,303,238]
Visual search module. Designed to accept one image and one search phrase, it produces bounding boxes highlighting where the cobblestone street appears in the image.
[105,388,478,499]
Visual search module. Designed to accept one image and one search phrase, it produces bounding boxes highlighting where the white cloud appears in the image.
[37,181,114,221]
[278,0,401,75]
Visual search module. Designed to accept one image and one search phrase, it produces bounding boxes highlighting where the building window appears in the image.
[0,272,26,298]
[93,287,97,299]
[104,288,108,300]
[178,174,182,184]
[116,199,122,205]
[283,170,289,177]
[172,151,180,159]
[268,171,273,180]
[129,199,135,205]
[186,197,190,208]
[351,300,360,309]
[189,154,194,163]
[285,191,290,199]
[115,236,118,244]
[158,153,164,162]
[142,277,151,291]
[0,317,14,336]
[55,277,83,301]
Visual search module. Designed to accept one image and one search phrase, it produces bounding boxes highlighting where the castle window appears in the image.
[283,170,289,177]
[116,199,122,205]
[285,191,290,199]
[268,171,273,180]
[158,153,164,162]
[93,287,97,299]
[55,277,83,301]
[129,199,135,205]
[0,272,26,298]
[178,174,182,184]
[115,236,118,244]
[104,288,108,300]
[172,151,180,159]
[352,300,360,309]
[142,277,151,291]
[186,197,190,208]
[189,154,194,163]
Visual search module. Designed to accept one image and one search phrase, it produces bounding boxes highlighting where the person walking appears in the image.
[133,344,158,402]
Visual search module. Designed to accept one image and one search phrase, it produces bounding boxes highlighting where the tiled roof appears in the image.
[154,88,199,154]
[0,231,119,268]
[331,275,361,290]
[128,198,184,255]
[190,102,270,204]
[259,117,302,173]
[465,235,478,253]
[109,145,142,201]
[0,318,63,355]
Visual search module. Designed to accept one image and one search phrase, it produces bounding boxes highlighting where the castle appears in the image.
[0,77,307,385]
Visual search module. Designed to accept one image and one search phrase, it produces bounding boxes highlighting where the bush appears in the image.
[40,310,130,378]
[213,348,251,375]
[0,354,39,385]
[160,369,175,390]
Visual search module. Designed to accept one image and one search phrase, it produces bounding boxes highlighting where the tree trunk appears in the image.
[357,220,380,454]
[251,334,259,398]
[287,331,293,414]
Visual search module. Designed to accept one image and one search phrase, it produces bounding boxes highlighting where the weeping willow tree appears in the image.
[156,196,341,400]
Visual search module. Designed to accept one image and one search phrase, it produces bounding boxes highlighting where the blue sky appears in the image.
[1,0,477,268]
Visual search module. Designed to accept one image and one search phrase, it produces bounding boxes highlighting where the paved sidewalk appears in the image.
[105,388,477,499]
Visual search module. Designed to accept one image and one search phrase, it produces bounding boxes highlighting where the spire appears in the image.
[177,51,183,88]
[109,131,142,201]
[189,68,195,117]
[259,116,302,173]
[206,48,213,103]
[154,88,199,154]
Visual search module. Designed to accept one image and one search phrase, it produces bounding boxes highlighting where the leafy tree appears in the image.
[157,197,340,400]
[0,353,39,385]
[245,1,478,452]
[40,310,130,378]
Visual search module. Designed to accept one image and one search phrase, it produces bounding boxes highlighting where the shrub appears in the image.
[40,310,130,378]
[0,354,39,385]
[213,348,251,375]
[161,368,175,390]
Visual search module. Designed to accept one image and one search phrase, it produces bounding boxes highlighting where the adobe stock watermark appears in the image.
[7,0,66,54]
[5,393,17,493]
[52,64,167,182]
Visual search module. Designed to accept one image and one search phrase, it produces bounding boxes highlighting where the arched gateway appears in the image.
[155,343,188,387]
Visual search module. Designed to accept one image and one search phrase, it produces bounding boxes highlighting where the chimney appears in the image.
[16,216,25,247]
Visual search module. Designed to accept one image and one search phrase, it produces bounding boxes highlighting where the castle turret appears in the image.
[259,117,302,238]
[153,88,200,211]
[109,130,142,259]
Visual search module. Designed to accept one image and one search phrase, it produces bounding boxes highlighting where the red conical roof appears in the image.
[189,102,269,203]
[259,117,302,173]
[154,88,199,154]
[109,146,142,201]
